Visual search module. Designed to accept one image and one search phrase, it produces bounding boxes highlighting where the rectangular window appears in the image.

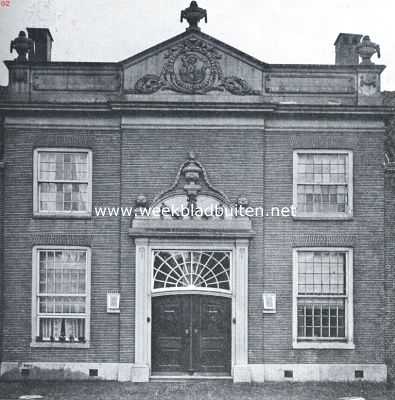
[32,246,90,345]
[33,149,92,216]
[293,150,352,218]
[293,248,354,349]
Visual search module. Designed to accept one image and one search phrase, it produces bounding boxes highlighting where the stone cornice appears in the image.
[129,216,255,239]
[109,101,277,113]
[276,104,393,117]
[267,63,386,73]
[0,101,392,117]
[4,60,119,69]
[0,102,112,112]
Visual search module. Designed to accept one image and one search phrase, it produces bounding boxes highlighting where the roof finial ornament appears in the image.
[180,1,207,31]
[356,35,381,65]
[10,31,34,62]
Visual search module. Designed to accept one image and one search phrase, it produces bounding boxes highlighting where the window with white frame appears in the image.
[34,149,92,216]
[152,250,231,292]
[32,246,90,344]
[293,248,353,348]
[293,150,353,218]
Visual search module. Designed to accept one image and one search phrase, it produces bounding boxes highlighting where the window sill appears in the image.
[293,341,355,350]
[33,213,92,220]
[292,215,353,221]
[30,342,89,349]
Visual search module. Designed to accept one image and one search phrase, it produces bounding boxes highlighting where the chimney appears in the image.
[334,33,362,65]
[26,28,53,62]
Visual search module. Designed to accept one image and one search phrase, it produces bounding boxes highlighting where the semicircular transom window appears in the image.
[153,250,231,292]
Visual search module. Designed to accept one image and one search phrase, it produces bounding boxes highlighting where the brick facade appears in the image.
[0,21,392,382]
[0,114,4,366]
[383,92,395,382]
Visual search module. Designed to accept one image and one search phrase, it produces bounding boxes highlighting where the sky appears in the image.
[0,0,394,89]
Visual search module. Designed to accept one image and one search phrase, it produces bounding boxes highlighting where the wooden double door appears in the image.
[151,294,231,375]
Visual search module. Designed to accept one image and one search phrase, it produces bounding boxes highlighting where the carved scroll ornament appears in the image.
[130,37,260,96]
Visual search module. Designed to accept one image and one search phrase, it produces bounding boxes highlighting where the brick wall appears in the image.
[384,169,395,382]
[383,91,395,382]
[0,111,387,370]
[0,116,4,364]
[263,118,385,364]
[119,127,265,363]
[1,123,122,363]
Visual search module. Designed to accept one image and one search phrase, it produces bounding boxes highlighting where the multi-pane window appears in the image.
[34,149,92,215]
[293,151,352,218]
[153,250,231,292]
[293,249,353,348]
[33,247,90,344]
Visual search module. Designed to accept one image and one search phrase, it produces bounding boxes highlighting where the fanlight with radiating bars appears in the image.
[152,250,231,292]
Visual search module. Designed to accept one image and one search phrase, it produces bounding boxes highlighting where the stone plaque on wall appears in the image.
[265,74,355,94]
[32,72,121,92]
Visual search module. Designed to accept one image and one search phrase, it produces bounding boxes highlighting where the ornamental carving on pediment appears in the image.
[152,150,232,211]
[130,37,261,96]
[133,152,251,221]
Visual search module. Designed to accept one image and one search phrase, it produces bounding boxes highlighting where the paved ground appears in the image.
[0,381,394,400]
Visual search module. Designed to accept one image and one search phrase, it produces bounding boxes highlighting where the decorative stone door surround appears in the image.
[128,152,254,382]
[132,239,249,381]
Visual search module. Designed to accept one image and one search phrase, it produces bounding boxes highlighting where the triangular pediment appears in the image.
[121,30,265,97]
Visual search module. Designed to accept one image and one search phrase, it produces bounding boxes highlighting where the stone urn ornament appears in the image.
[10,31,34,62]
[180,1,207,31]
[356,35,381,65]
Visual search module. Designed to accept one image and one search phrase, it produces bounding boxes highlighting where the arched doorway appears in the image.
[150,250,232,375]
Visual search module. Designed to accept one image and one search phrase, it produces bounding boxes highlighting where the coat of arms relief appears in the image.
[130,37,261,96]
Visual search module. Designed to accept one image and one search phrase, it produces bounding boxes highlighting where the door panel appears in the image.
[151,295,231,375]
[193,296,231,373]
[151,295,190,372]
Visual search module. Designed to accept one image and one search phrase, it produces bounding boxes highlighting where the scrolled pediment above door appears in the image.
[129,151,255,239]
